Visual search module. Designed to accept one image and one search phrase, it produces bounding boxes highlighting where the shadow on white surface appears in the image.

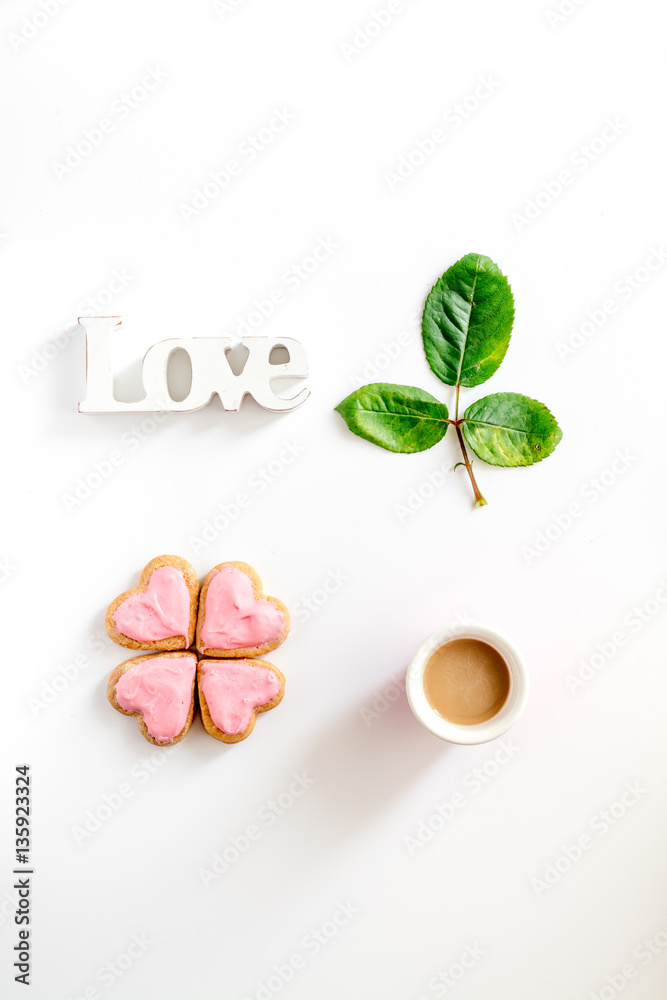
[300,679,447,846]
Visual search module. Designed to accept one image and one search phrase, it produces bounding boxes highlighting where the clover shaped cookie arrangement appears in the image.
[105,556,289,746]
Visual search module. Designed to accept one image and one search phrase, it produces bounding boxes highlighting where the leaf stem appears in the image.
[454,382,487,508]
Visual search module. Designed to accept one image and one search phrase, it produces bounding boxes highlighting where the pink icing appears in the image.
[200,566,284,651]
[200,660,282,735]
[113,566,191,643]
[115,655,197,743]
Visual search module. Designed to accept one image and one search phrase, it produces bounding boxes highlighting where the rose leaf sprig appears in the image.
[335,253,562,507]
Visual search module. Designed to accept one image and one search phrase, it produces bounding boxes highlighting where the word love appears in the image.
[78,316,310,413]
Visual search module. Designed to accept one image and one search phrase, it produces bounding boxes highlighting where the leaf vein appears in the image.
[455,255,482,386]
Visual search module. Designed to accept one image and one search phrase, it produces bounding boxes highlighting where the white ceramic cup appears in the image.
[406,623,529,745]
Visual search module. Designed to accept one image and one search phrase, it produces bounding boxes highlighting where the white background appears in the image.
[2,1,667,998]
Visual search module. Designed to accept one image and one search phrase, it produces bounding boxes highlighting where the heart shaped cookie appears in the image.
[106,555,199,650]
[108,652,198,746]
[196,562,289,658]
[197,658,285,743]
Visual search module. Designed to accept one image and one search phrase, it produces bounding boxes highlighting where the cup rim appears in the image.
[406,623,529,745]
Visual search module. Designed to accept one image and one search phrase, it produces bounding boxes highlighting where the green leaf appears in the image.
[335,383,449,453]
[422,253,514,388]
[462,393,562,467]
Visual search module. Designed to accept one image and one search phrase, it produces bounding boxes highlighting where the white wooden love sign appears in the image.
[78,316,310,413]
